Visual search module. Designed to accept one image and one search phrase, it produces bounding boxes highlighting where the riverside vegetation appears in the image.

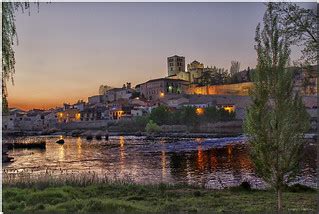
[3,173,317,213]
[108,106,236,134]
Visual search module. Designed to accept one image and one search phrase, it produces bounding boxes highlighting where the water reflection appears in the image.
[119,136,125,175]
[196,144,205,171]
[227,144,232,161]
[58,145,65,161]
[2,136,317,189]
[76,137,82,159]
[210,150,218,172]
[161,150,167,178]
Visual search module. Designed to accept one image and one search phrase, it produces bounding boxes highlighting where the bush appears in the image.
[145,120,161,133]
[149,105,236,127]
[149,105,172,125]
[180,106,199,127]
[108,116,149,133]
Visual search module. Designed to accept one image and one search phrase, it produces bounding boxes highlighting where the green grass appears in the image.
[3,182,317,213]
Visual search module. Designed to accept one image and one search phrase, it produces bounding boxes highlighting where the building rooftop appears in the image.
[168,55,184,58]
[142,77,189,84]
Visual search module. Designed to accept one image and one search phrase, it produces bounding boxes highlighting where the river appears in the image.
[2,136,317,189]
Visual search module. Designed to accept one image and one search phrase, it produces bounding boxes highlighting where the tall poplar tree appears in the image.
[244,3,310,213]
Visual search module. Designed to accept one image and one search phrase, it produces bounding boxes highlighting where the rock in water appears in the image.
[95,131,103,140]
[56,139,65,145]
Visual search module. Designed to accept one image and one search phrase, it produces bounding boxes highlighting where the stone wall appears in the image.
[160,125,188,133]
[198,121,243,134]
[58,120,109,130]
[186,82,253,96]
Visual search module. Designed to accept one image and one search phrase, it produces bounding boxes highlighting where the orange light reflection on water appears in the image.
[76,137,82,159]
[58,145,65,161]
[227,144,233,161]
[160,139,167,178]
[119,136,125,173]
[197,144,205,171]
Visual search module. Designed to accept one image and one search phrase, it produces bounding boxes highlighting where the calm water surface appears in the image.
[3,136,317,189]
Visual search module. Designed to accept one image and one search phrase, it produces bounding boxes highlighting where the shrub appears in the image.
[145,120,161,133]
[108,116,149,133]
[149,105,171,125]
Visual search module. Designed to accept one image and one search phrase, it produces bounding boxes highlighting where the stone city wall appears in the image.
[186,82,254,96]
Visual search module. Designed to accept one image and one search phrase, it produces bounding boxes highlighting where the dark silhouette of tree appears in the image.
[230,61,240,76]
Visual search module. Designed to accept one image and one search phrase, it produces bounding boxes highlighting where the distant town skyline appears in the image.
[8,2,312,110]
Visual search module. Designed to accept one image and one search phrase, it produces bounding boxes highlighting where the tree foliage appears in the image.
[145,120,161,133]
[244,3,310,212]
[230,60,240,76]
[2,2,35,112]
[149,105,171,125]
[198,66,230,86]
[149,105,235,126]
[271,2,318,64]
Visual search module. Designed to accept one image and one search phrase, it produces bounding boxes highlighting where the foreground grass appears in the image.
[3,182,317,213]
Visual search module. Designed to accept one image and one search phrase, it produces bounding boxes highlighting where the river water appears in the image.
[2,136,317,189]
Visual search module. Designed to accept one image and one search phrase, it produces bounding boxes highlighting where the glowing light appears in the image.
[195,107,204,115]
[75,113,81,120]
[120,136,125,148]
[160,92,165,97]
[117,110,124,118]
[223,106,235,113]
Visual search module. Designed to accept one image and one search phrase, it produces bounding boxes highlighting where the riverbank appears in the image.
[3,131,317,145]
[3,182,317,213]
[3,130,243,139]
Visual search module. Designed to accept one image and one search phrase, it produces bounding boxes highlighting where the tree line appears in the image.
[149,105,235,126]
[197,63,253,86]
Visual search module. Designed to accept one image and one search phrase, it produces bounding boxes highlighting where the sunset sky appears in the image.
[8,2,312,110]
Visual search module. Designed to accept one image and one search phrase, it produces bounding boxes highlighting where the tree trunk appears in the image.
[277,187,283,213]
